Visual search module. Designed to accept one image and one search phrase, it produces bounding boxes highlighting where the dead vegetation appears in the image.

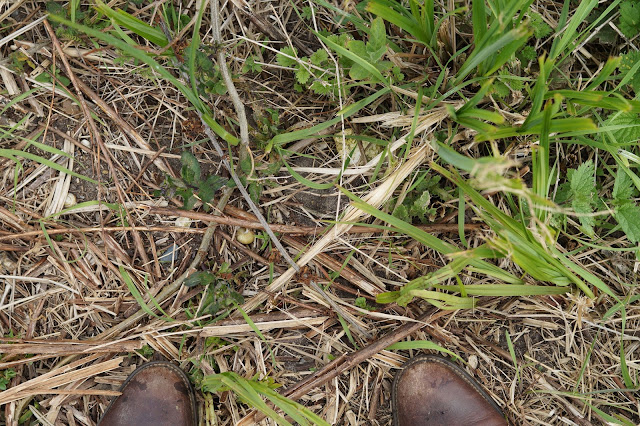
[1,0,639,425]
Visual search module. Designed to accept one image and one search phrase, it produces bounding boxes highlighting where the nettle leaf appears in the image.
[409,191,431,218]
[568,160,596,236]
[198,175,227,205]
[570,160,595,200]
[605,112,640,145]
[615,203,640,243]
[276,46,298,67]
[310,49,328,66]
[554,182,572,204]
[619,51,640,93]
[572,196,596,237]
[185,271,218,287]
[181,151,201,185]
[295,63,311,84]
[619,0,640,39]
[613,167,635,201]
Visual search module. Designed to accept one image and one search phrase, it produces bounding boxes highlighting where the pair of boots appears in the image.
[99,356,506,425]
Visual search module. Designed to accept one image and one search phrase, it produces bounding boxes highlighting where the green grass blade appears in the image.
[387,340,458,358]
[434,284,568,296]
[269,88,389,147]
[119,265,174,321]
[0,149,99,185]
[549,0,597,60]
[366,1,429,46]
[472,0,487,45]
[454,27,530,85]
[95,0,169,47]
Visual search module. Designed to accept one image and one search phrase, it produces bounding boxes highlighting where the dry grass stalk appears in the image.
[0,339,142,355]
[0,356,123,405]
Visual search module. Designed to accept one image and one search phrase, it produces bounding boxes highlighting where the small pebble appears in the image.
[80,139,91,148]
[64,193,77,208]
[468,354,478,370]
[175,217,191,228]
[159,243,179,263]
[236,227,255,245]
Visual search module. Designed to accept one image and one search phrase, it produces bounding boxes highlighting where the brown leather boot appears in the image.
[99,361,197,426]
[392,355,507,426]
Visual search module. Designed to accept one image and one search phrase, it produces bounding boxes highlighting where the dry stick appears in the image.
[43,20,153,279]
[211,0,249,153]
[238,307,442,425]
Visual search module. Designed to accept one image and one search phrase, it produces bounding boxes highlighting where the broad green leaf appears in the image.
[181,151,201,185]
[615,203,640,243]
[572,197,595,237]
[184,271,217,287]
[368,17,387,57]
[295,63,311,85]
[320,33,387,84]
[613,167,635,201]
[619,0,640,39]
[570,160,595,200]
[310,49,328,66]
[199,175,228,205]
